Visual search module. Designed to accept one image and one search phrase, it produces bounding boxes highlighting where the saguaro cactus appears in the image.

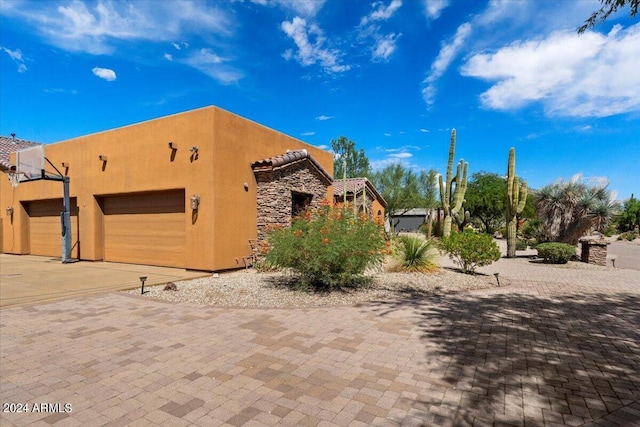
[438,129,468,237]
[506,147,527,258]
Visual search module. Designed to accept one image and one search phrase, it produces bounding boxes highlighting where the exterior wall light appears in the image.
[6,206,14,216]
[190,195,200,210]
[169,142,177,149]
[99,155,108,161]
[190,146,199,153]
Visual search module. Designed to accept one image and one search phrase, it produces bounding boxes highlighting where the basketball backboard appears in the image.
[15,145,44,181]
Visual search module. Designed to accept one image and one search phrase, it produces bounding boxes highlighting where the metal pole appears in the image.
[61,176,72,263]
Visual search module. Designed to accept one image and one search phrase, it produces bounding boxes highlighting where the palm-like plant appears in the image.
[536,179,619,244]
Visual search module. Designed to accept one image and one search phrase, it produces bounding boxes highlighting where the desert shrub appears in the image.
[390,235,438,273]
[265,202,386,291]
[618,231,638,241]
[536,242,576,264]
[515,240,528,251]
[440,230,501,274]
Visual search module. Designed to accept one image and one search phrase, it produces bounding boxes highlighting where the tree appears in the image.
[371,164,423,233]
[614,194,640,232]
[578,0,639,33]
[419,168,439,209]
[465,172,506,234]
[331,136,371,179]
[536,179,619,244]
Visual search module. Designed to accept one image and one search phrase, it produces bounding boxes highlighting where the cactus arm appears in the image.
[516,182,528,213]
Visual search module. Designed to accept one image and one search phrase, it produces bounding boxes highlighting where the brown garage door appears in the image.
[28,198,79,258]
[102,190,185,268]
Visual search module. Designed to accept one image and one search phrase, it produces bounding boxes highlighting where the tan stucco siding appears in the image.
[210,108,333,270]
[0,106,334,271]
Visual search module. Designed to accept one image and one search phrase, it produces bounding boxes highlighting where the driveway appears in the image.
[0,254,208,309]
[1,258,639,426]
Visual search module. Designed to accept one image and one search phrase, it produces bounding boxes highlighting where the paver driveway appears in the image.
[1,261,639,426]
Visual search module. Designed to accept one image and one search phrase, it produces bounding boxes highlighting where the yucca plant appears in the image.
[390,235,438,273]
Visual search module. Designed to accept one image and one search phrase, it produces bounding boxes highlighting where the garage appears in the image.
[27,198,79,258]
[102,190,186,268]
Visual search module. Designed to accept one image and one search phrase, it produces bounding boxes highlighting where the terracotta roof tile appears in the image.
[252,149,332,183]
[333,177,387,207]
[0,135,42,172]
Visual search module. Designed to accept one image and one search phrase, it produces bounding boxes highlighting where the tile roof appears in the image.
[252,149,332,183]
[333,177,387,207]
[0,135,42,172]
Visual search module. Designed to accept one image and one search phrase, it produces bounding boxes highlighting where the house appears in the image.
[0,106,334,271]
[332,177,386,223]
[389,208,434,232]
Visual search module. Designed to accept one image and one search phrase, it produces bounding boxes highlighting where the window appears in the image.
[292,192,312,217]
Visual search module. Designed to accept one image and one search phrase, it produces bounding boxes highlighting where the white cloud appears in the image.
[2,0,231,55]
[315,115,333,121]
[461,23,640,117]
[281,17,350,73]
[389,152,412,159]
[164,53,173,61]
[384,132,392,137]
[181,48,242,84]
[423,0,450,20]
[301,131,315,136]
[360,0,402,26]
[92,67,116,81]
[372,33,401,61]
[1,46,27,72]
[252,0,326,17]
[422,23,471,105]
[419,128,429,133]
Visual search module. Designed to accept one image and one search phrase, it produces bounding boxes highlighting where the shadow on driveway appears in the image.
[367,288,640,426]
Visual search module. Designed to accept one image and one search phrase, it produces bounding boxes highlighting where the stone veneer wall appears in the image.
[254,160,330,244]
[580,239,609,266]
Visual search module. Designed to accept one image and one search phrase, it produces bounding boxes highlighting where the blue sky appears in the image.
[1,0,638,200]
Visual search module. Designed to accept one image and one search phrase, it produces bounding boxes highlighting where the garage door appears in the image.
[28,198,79,258]
[103,190,185,268]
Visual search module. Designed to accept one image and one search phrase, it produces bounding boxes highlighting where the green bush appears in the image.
[390,235,438,273]
[536,242,576,264]
[440,230,501,274]
[618,231,638,241]
[265,202,386,291]
[515,240,528,251]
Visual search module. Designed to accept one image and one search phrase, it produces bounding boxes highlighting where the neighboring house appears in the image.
[332,177,386,224]
[0,135,43,253]
[0,106,334,271]
[0,135,41,172]
[389,208,433,232]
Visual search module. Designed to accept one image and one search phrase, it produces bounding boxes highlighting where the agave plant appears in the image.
[536,179,619,244]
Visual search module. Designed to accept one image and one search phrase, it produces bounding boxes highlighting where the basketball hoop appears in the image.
[6,171,21,188]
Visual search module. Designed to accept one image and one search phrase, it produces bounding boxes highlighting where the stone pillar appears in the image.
[579,237,609,266]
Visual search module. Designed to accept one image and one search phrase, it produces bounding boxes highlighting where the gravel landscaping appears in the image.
[122,267,502,308]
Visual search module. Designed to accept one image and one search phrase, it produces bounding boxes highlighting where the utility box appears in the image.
[579,236,609,266]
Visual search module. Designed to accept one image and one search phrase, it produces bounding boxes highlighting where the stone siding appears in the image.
[579,238,609,266]
[255,160,329,244]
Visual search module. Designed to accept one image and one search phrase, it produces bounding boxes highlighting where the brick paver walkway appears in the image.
[1,261,639,426]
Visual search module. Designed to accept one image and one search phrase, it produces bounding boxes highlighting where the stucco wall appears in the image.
[0,106,334,271]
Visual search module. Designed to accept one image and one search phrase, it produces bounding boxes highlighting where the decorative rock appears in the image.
[163,282,178,291]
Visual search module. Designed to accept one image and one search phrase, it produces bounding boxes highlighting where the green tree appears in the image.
[371,164,423,233]
[536,179,619,244]
[465,172,506,234]
[420,168,439,209]
[615,194,640,232]
[578,0,639,33]
[331,136,371,179]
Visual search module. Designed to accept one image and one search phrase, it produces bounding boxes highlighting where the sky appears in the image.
[1,0,639,200]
